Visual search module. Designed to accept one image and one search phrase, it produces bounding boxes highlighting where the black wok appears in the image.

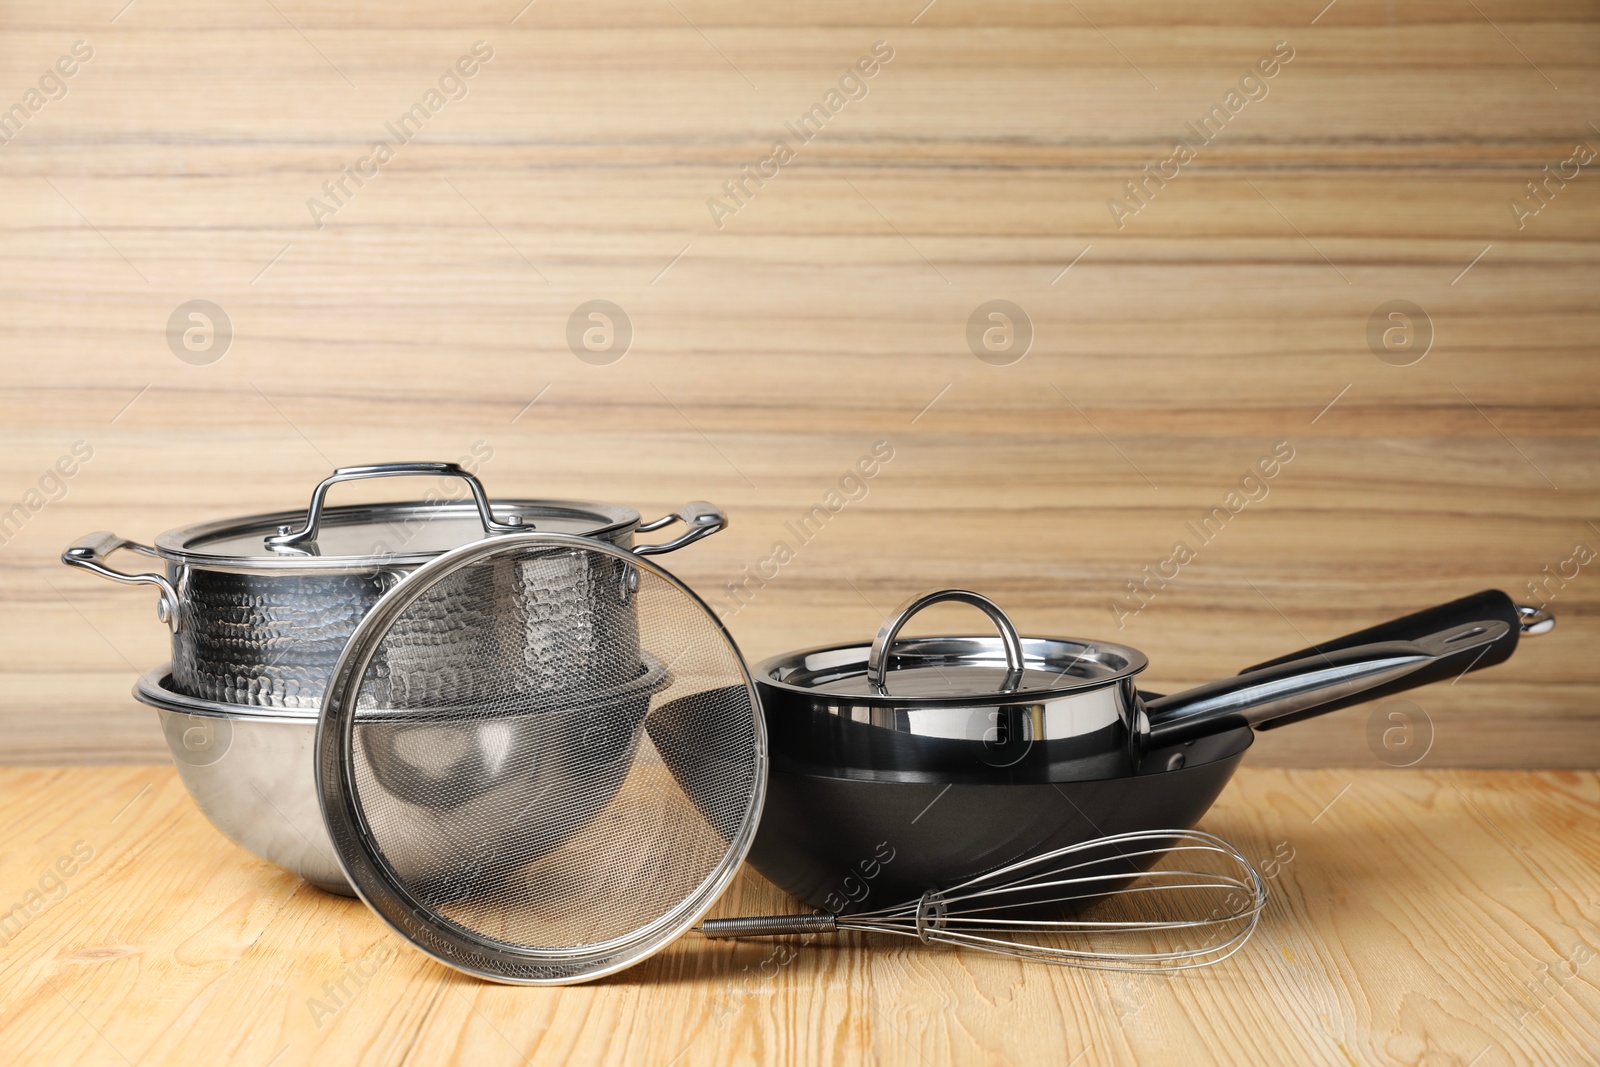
[728,588,1550,912]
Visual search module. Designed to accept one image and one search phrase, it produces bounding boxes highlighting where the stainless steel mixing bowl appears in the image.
[134,669,348,893]
[133,658,669,895]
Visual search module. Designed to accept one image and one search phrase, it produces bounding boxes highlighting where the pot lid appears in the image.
[160,500,636,566]
[758,590,1147,703]
[153,463,638,567]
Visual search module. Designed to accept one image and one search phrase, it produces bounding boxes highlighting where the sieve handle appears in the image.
[264,463,524,548]
[698,914,838,938]
[868,589,1026,691]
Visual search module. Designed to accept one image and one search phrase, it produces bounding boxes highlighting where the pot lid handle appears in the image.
[264,463,525,549]
[867,589,1026,691]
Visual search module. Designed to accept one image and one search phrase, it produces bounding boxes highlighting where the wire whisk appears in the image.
[700,829,1267,971]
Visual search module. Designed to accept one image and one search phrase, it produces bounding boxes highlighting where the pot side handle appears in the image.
[1145,590,1549,745]
[632,501,727,556]
[61,532,182,632]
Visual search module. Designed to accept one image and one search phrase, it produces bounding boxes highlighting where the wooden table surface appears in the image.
[1,765,1596,1066]
[2,2,1598,769]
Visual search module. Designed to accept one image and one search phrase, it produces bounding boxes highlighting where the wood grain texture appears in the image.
[0,2,1596,765]
[0,766,1597,1065]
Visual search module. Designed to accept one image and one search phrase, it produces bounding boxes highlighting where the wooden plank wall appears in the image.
[0,1,1595,765]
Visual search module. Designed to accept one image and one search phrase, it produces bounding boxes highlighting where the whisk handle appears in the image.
[698,914,838,939]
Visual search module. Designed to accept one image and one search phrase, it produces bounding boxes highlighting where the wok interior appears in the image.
[344,544,761,951]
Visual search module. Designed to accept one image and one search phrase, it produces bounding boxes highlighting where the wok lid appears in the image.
[759,590,1147,704]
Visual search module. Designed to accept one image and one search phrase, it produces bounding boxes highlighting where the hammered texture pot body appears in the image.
[170,567,400,708]
[167,530,638,709]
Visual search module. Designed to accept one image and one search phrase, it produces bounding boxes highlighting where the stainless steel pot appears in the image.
[134,656,670,895]
[65,463,725,709]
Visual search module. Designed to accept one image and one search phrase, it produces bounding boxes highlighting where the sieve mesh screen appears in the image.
[339,539,759,958]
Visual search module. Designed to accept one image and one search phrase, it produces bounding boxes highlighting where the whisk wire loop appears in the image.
[700,829,1268,973]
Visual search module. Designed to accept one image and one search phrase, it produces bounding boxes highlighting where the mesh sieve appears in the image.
[316,532,765,984]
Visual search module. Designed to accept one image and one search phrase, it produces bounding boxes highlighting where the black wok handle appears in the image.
[1246,589,1523,730]
[1145,590,1549,745]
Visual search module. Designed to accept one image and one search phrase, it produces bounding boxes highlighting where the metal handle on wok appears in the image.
[867,589,1027,692]
[61,531,182,632]
[264,463,524,548]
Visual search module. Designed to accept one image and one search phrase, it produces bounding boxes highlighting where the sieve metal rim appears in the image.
[315,530,767,985]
